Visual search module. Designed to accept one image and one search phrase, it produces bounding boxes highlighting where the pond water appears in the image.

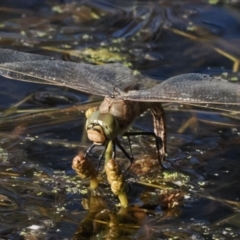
[0,0,240,239]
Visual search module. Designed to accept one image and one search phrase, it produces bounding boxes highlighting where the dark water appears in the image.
[0,0,240,239]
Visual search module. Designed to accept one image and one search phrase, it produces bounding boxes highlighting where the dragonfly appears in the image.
[0,48,240,168]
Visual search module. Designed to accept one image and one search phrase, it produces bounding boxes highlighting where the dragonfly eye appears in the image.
[98,113,119,140]
[85,107,98,119]
[86,110,119,142]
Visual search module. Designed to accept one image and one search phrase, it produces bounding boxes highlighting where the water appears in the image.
[0,0,240,239]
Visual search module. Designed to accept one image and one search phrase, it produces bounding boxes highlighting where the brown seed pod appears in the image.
[105,159,124,195]
[131,157,158,175]
[158,189,184,209]
[110,179,124,196]
[72,153,97,179]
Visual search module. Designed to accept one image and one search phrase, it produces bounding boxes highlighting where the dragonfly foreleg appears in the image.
[85,143,96,157]
[85,143,107,170]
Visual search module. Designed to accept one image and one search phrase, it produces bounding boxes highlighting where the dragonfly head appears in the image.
[86,110,119,145]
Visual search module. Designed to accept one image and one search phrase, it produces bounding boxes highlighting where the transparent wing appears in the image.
[1,49,240,112]
[0,48,54,63]
[120,73,240,112]
[0,49,137,96]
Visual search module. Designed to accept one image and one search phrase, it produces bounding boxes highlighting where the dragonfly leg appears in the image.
[85,143,96,157]
[97,147,106,170]
[113,138,134,171]
[85,139,135,171]
[123,131,165,169]
[114,138,134,161]
[126,135,133,160]
[85,143,106,170]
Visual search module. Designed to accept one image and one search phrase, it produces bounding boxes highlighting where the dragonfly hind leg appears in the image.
[113,138,134,171]
[123,131,165,169]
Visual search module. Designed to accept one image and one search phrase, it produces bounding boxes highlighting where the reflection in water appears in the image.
[72,186,183,239]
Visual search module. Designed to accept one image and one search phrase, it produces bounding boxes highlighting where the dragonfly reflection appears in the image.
[0,48,240,168]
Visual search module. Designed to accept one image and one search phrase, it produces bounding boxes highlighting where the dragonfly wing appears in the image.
[0,49,136,97]
[0,48,53,63]
[120,73,240,112]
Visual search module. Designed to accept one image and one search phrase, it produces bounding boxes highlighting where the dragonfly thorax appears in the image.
[86,110,120,145]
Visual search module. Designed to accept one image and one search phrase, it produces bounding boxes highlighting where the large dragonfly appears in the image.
[0,48,240,168]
